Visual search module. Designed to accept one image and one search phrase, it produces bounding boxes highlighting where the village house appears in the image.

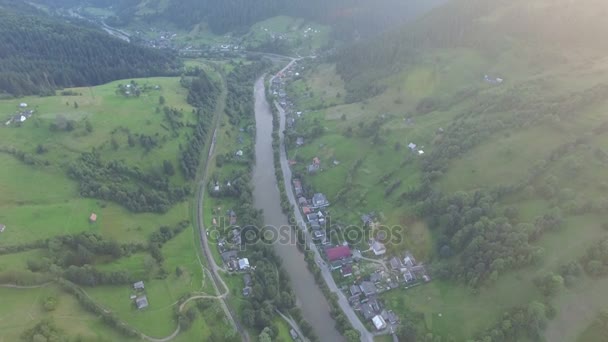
[350,284,362,297]
[361,302,377,320]
[325,245,351,263]
[408,143,417,151]
[228,210,237,226]
[19,102,27,108]
[389,257,406,272]
[484,74,504,84]
[231,228,241,245]
[359,281,378,297]
[341,264,353,277]
[404,270,415,283]
[311,193,329,208]
[238,258,250,270]
[371,241,386,256]
[135,296,149,310]
[381,310,399,325]
[89,213,97,223]
[403,253,416,267]
[221,250,238,263]
[312,230,325,241]
[0,224,5,233]
[296,137,304,146]
[372,315,387,330]
[293,179,303,196]
[133,281,145,291]
[298,196,308,207]
[369,271,383,284]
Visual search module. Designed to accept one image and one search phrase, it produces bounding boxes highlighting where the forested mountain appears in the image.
[34,0,444,40]
[0,7,180,97]
[335,0,608,100]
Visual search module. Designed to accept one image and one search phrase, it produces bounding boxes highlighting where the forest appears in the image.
[0,8,179,96]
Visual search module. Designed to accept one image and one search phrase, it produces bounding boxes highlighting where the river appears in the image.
[252,76,344,341]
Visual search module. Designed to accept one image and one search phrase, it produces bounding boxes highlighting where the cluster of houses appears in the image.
[329,246,431,331]
[132,28,179,50]
[130,281,149,310]
[4,103,34,126]
[258,25,321,43]
[275,59,434,333]
[214,210,254,297]
[117,83,141,97]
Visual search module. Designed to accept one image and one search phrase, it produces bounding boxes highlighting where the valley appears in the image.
[1,0,608,341]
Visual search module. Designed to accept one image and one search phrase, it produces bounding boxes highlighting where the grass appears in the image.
[0,77,197,247]
[382,274,540,340]
[576,316,608,342]
[246,16,330,55]
[0,72,223,339]
[0,285,133,342]
[83,195,212,338]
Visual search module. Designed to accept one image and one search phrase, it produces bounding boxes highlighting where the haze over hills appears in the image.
[335,0,608,100]
[35,0,446,39]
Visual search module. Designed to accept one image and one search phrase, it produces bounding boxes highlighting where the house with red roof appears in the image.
[325,245,351,262]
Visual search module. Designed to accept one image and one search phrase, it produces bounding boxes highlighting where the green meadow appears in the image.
[0,74,223,339]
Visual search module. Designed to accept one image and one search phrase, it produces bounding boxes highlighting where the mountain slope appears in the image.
[336,0,608,100]
[0,6,179,96]
[33,0,445,40]
[282,0,608,340]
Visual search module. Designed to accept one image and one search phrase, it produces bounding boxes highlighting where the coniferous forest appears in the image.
[0,10,180,97]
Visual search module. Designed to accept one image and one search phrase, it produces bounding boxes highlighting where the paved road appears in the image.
[271,62,375,342]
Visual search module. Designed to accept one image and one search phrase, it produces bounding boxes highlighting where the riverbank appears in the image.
[253,75,344,341]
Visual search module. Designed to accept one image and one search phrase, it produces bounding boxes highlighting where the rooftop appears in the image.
[135,296,149,310]
[325,245,351,262]
[372,315,387,330]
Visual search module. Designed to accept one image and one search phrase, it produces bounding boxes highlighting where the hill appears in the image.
[34,0,445,40]
[0,6,180,97]
[279,0,608,340]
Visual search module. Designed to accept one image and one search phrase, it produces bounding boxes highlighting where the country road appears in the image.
[191,69,250,341]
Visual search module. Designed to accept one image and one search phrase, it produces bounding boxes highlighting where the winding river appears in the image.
[252,76,344,341]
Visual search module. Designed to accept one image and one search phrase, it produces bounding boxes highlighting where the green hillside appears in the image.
[0,70,226,340]
[284,0,608,340]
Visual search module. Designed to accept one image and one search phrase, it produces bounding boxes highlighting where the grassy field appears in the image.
[246,16,330,55]
[0,77,197,247]
[0,285,133,342]
[0,73,225,340]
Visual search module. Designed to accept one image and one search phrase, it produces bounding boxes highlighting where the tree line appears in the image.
[179,72,221,179]
[68,151,191,213]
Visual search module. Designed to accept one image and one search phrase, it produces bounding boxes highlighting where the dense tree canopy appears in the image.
[0,10,179,96]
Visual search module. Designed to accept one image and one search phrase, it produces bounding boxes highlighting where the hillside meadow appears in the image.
[0,74,224,340]
[284,12,608,338]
